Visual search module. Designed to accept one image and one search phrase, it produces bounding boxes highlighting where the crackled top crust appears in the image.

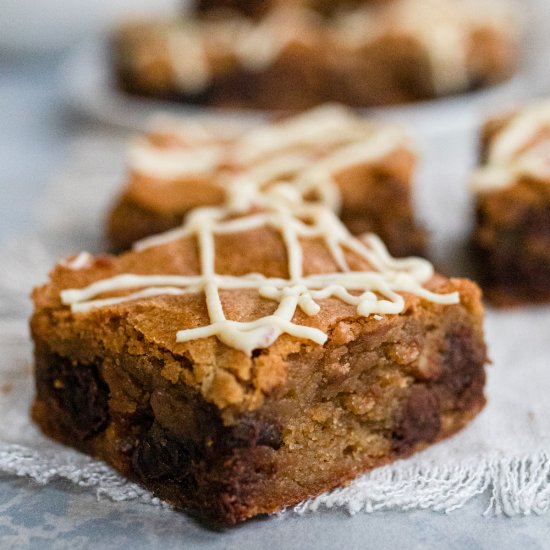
[123,105,414,216]
[472,100,550,194]
[33,204,482,412]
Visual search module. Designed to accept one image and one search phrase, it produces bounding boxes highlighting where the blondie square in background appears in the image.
[113,0,520,109]
[471,100,550,306]
[107,106,426,256]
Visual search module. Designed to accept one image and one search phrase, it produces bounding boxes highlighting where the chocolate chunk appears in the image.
[473,200,550,303]
[223,416,283,452]
[37,354,110,441]
[440,326,486,410]
[392,385,441,454]
[132,422,197,485]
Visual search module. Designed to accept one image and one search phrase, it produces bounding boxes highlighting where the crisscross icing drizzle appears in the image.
[61,204,458,355]
[471,101,550,193]
[129,105,410,214]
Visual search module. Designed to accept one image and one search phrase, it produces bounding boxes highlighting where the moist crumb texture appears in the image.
[32,203,487,525]
[107,105,426,256]
[471,100,550,306]
[112,0,520,110]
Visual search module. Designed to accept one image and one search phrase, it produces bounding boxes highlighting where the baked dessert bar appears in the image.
[32,201,487,525]
[107,105,426,256]
[113,0,520,109]
[471,100,550,306]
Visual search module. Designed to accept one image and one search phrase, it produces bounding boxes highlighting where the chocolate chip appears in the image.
[392,385,441,454]
[37,354,110,441]
[132,423,197,485]
[224,416,283,451]
[473,202,550,298]
[439,326,486,409]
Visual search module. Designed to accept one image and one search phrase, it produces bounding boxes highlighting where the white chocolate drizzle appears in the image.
[62,252,93,271]
[165,25,211,94]
[334,0,463,95]
[61,204,458,355]
[471,101,550,193]
[337,0,517,96]
[128,105,411,214]
[234,6,320,72]
[145,113,248,146]
[129,140,224,180]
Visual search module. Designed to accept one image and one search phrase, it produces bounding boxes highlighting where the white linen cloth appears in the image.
[1,131,550,519]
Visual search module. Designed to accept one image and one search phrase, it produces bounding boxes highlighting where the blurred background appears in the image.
[0,0,181,52]
[1,0,549,243]
[0,0,182,240]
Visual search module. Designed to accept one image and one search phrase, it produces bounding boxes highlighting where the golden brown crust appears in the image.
[34,226,473,410]
[33,228,484,403]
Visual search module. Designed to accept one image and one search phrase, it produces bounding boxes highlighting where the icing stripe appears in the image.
[128,105,410,215]
[472,101,550,193]
[61,205,458,355]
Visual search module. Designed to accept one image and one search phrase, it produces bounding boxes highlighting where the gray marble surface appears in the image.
[1,52,550,550]
[0,476,548,550]
[0,54,65,239]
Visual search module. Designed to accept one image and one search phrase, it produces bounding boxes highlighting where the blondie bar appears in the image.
[32,202,487,525]
[471,100,550,306]
[113,0,519,109]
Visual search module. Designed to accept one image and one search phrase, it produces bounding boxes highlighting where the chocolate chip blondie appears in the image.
[113,0,520,109]
[471,100,550,306]
[32,203,487,525]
